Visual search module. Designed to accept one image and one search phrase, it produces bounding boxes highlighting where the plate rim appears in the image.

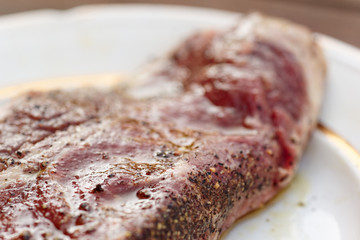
[0,3,359,59]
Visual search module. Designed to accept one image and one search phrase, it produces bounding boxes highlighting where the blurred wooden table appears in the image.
[0,0,359,48]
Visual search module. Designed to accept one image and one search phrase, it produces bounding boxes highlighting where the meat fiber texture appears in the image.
[0,13,326,240]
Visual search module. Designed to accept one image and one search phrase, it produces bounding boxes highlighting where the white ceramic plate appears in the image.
[0,4,359,240]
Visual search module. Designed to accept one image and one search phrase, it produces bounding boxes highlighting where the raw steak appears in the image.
[0,13,326,240]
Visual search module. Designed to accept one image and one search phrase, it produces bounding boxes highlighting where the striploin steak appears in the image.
[0,13,326,239]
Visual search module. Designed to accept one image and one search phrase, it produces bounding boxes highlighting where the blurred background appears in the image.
[0,0,359,48]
